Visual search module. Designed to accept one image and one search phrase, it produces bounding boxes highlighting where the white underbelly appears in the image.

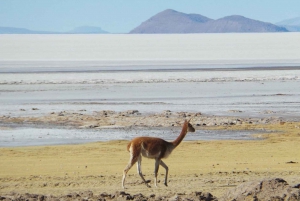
[140,147,173,159]
[141,149,160,159]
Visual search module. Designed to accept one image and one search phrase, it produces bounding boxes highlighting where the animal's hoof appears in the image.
[144,180,151,188]
[164,183,168,187]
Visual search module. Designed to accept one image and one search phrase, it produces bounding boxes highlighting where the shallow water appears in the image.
[0,125,260,147]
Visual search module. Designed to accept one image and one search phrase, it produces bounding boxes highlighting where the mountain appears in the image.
[130,9,288,33]
[0,26,109,34]
[130,9,212,33]
[203,15,287,33]
[67,26,109,34]
[0,27,57,34]
[276,17,300,32]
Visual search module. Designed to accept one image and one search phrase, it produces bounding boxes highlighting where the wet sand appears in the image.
[0,114,300,199]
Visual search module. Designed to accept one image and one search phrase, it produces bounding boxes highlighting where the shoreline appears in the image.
[0,120,299,199]
[0,110,288,147]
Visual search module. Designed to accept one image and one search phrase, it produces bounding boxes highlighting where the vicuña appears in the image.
[122,119,195,188]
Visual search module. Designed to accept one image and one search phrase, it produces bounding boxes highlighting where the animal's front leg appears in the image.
[160,160,169,186]
[154,158,160,187]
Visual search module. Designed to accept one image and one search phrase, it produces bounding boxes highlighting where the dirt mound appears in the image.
[221,178,300,201]
[0,191,217,201]
[1,179,300,200]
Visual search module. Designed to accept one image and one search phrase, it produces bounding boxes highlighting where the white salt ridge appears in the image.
[0,70,300,85]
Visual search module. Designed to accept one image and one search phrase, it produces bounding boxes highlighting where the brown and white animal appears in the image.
[122,119,195,188]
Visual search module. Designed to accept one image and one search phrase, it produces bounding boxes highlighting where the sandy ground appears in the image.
[0,114,300,199]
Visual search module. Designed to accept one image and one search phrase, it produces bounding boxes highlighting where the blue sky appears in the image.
[1,0,300,33]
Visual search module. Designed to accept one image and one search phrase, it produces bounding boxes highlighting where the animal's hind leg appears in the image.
[137,155,151,187]
[122,153,138,189]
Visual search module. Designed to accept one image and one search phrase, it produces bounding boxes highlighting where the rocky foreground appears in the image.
[1,178,299,201]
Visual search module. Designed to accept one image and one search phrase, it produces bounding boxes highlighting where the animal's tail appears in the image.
[126,141,132,152]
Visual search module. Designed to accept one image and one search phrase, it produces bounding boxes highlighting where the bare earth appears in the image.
[0,111,300,200]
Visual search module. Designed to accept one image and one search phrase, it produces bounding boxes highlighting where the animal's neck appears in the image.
[172,122,188,148]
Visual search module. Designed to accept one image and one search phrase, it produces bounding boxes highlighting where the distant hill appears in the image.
[277,17,300,26]
[66,26,109,34]
[130,9,288,33]
[276,17,300,32]
[0,27,57,34]
[204,15,287,33]
[0,26,109,34]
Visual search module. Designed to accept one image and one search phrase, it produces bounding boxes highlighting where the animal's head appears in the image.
[186,118,195,133]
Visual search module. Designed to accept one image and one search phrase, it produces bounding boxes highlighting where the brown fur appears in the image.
[122,120,195,188]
